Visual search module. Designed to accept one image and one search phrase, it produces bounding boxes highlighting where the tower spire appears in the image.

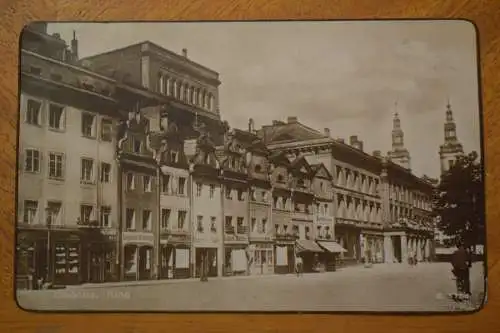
[439,98,464,175]
[389,101,411,170]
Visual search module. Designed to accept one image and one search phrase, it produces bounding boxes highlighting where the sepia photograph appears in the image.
[15,20,486,313]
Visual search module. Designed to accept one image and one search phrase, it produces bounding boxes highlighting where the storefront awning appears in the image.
[296,240,324,253]
[317,241,347,253]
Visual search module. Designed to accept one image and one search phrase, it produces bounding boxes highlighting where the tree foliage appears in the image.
[433,151,485,248]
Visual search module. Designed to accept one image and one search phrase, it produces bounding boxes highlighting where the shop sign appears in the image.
[123,232,154,244]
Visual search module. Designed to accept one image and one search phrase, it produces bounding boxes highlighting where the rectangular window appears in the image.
[48,152,64,179]
[197,215,204,232]
[132,137,142,154]
[23,200,38,224]
[81,113,96,138]
[209,184,215,199]
[24,149,40,173]
[225,187,232,200]
[161,174,170,193]
[48,104,64,130]
[80,158,94,183]
[251,218,256,232]
[225,216,233,231]
[100,206,111,228]
[47,201,62,226]
[80,204,93,224]
[161,208,171,230]
[143,175,152,192]
[196,183,202,197]
[262,218,267,233]
[125,208,135,230]
[101,119,113,142]
[142,210,152,231]
[126,173,135,190]
[237,189,244,201]
[100,162,111,183]
[178,177,186,195]
[210,217,217,232]
[177,210,186,229]
[26,99,41,125]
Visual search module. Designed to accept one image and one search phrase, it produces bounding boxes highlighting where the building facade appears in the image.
[259,116,435,266]
[17,24,160,287]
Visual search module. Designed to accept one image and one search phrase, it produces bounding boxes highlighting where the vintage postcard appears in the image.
[15,20,486,312]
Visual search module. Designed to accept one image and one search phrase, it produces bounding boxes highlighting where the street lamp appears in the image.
[45,207,52,284]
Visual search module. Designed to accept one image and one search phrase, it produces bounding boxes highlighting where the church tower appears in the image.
[439,100,464,175]
[388,103,411,169]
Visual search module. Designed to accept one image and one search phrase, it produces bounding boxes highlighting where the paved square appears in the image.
[16,262,485,312]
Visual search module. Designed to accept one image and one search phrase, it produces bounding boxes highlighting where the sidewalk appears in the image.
[67,271,298,289]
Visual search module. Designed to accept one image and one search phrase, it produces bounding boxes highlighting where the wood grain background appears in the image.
[0,0,499,332]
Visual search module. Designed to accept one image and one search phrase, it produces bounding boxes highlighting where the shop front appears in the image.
[122,232,154,281]
[295,239,325,273]
[274,235,296,274]
[335,223,361,266]
[223,245,248,276]
[361,232,384,264]
[317,240,347,271]
[17,227,84,287]
[160,232,191,279]
[194,246,219,278]
[248,242,274,275]
[80,228,117,283]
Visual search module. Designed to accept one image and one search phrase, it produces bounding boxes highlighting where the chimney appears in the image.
[71,30,79,61]
[324,128,330,137]
[52,33,61,39]
[182,48,188,58]
[28,22,48,33]
[349,135,358,146]
[373,150,382,158]
[287,116,298,124]
[356,140,364,151]
[336,138,345,143]
[248,118,255,133]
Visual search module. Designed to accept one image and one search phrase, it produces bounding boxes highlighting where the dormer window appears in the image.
[255,164,262,173]
[277,174,284,183]
[297,179,305,188]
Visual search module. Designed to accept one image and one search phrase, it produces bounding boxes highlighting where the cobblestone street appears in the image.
[16,262,485,313]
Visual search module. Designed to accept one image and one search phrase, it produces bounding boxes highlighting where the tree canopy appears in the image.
[433,151,485,248]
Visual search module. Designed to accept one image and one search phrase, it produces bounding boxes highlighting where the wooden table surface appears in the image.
[0,0,499,332]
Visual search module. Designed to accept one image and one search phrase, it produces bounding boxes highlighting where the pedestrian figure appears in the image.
[295,256,303,277]
[451,242,472,298]
[413,254,418,266]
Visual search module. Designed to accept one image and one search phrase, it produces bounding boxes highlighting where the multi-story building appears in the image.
[17,24,159,287]
[310,163,338,271]
[79,41,223,146]
[259,115,435,266]
[150,113,192,279]
[186,119,223,278]
[245,119,274,275]
[268,151,296,274]
[217,126,251,276]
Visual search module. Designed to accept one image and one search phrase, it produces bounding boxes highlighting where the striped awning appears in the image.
[296,240,324,253]
[317,241,347,253]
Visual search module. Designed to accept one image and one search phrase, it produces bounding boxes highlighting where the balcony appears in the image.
[160,228,189,236]
[225,225,235,234]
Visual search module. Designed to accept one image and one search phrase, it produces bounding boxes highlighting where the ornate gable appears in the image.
[311,163,333,180]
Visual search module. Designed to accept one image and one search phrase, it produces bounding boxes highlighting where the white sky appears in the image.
[48,20,481,178]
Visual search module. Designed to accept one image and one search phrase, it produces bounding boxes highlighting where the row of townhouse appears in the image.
[16,23,437,288]
[16,24,341,287]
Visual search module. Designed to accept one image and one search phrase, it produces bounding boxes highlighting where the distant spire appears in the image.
[73,30,76,40]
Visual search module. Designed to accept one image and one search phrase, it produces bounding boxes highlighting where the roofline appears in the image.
[81,40,220,78]
[22,49,116,83]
